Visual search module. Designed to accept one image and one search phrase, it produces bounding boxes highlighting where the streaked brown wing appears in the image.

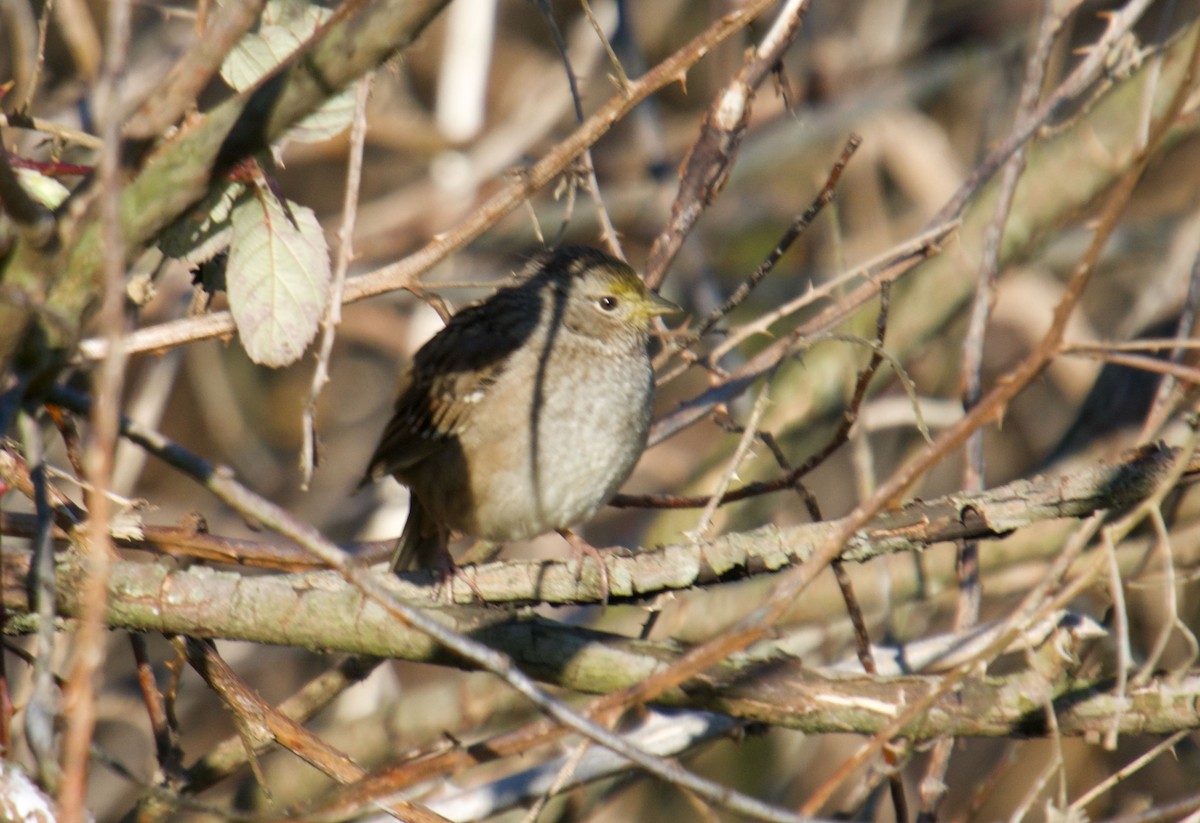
[362,286,541,483]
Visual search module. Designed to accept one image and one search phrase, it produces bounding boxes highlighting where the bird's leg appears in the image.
[430,528,486,604]
[558,528,611,605]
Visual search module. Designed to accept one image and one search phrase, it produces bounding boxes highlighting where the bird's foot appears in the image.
[558,529,612,605]
[429,550,484,604]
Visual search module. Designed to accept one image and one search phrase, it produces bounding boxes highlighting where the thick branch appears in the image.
[2,442,1191,595]
[4,550,1199,740]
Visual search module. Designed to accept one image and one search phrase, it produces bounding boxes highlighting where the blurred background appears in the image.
[4,0,1200,820]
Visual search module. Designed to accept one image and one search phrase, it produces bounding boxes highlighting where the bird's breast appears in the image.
[455,335,654,541]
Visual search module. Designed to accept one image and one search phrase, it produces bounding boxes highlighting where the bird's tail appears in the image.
[392,500,444,572]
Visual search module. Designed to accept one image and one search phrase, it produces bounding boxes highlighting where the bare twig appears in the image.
[58,0,132,815]
[957,0,1072,629]
[300,74,372,489]
[1070,730,1189,812]
[647,221,950,446]
[581,0,628,92]
[123,0,268,140]
[536,0,624,258]
[618,282,894,511]
[1130,507,1196,686]
[1064,339,1200,355]
[1102,527,1132,750]
[924,3,1074,816]
[645,0,813,289]
[78,0,783,362]
[690,382,772,541]
[1062,349,1200,384]
[129,635,182,785]
[707,224,955,368]
[182,655,382,793]
[0,114,102,150]
[926,0,1159,227]
[16,412,61,791]
[182,639,362,782]
[1143,241,1200,436]
[635,27,1200,812]
[695,133,861,340]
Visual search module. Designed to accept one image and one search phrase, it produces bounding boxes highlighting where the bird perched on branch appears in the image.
[361,245,677,594]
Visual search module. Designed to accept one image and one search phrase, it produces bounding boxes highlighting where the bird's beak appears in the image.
[645,291,680,317]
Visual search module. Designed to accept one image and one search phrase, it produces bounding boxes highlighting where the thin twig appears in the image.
[827,288,891,674]
[1102,527,1132,751]
[1070,730,1189,812]
[1143,240,1200,436]
[536,0,624,258]
[1062,349,1200,384]
[1131,507,1199,685]
[645,0,813,288]
[519,739,592,823]
[58,0,132,815]
[181,655,382,794]
[926,0,1158,227]
[129,635,183,785]
[78,0,783,362]
[24,0,55,112]
[695,133,861,340]
[648,222,950,447]
[581,0,628,92]
[704,222,956,368]
[0,114,102,150]
[647,28,1200,813]
[617,284,894,511]
[957,0,1071,629]
[1006,716,1063,823]
[924,4,1072,816]
[1064,338,1200,354]
[123,0,267,140]
[16,412,61,791]
[690,382,772,541]
[301,74,372,489]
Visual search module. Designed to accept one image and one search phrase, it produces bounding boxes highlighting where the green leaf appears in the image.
[158,180,245,264]
[16,168,70,209]
[221,0,355,143]
[227,193,331,367]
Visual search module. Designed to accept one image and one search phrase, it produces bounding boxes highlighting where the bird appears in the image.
[360,245,678,593]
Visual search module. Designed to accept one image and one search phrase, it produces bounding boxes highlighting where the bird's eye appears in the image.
[597,295,619,312]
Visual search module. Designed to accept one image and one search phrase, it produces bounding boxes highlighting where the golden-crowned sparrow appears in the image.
[361,245,677,576]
